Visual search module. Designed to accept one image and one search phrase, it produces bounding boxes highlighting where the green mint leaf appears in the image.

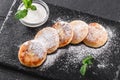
[31,5,37,10]
[80,64,88,76]
[87,60,93,65]
[82,56,94,64]
[22,0,28,8]
[27,0,32,8]
[15,9,28,19]
[79,56,94,76]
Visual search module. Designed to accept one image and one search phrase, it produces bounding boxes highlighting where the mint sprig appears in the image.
[22,0,29,8]
[80,56,94,76]
[15,0,37,19]
[27,0,32,8]
[30,5,37,10]
[15,9,28,19]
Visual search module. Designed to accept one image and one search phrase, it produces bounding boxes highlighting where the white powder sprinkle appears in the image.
[62,26,116,70]
[40,49,66,70]
[97,64,108,69]
[86,24,107,42]
[35,27,59,52]
[51,17,65,23]
[39,24,117,72]
[28,40,46,59]
[70,20,88,43]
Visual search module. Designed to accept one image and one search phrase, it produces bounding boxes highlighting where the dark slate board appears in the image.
[0,0,120,80]
[0,65,42,80]
[44,0,120,23]
[0,0,14,17]
[0,17,4,28]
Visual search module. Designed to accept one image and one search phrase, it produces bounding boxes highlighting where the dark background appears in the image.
[0,0,120,79]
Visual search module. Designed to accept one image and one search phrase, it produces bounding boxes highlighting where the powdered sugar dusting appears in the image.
[35,36,48,49]
[42,28,59,49]
[66,26,115,67]
[70,20,88,43]
[51,17,64,23]
[29,15,118,74]
[28,40,46,59]
[86,24,107,42]
[40,49,66,70]
[35,27,59,53]
[97,63,108,69]
[39,25,116,71]
[53,21,73,47]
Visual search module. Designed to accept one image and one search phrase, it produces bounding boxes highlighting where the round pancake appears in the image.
[18,40,47,67]
[70,20,88,44]
[53,21,73,47]
[35,27,59,54]
[83,22,108,48]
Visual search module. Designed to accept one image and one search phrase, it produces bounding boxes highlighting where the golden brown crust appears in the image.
[34,27,59,54]
[52,21,73,47]
[70,20,88,44]
[34,30,42,39]
[18,40,47,67]
[83,23,108,48]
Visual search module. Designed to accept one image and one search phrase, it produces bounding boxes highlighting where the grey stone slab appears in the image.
[0,0,120,80]
[44,0,120,22]
[0,66,43,80]
[0,17,5,28]
[0,0,13,17]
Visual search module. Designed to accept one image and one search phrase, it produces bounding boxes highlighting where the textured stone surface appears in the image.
[44,0,120,22]
[0,0,13,17]
[0,17,4,27]
[0,66,43,80]
[0,0,120,80]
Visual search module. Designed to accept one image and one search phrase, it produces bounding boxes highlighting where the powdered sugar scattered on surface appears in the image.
[39,21,117,71]
[97,63,108,69]
[61,26,116,70]
[40,49,66,70]
[24,16,119,74]
[51,17,64,23]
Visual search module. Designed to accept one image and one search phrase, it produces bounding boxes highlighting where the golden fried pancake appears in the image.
[18,40,47,67]
[83,22,108,48]
[35,27,59,54]
[53,21,73,47]
[70,20,88,44]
